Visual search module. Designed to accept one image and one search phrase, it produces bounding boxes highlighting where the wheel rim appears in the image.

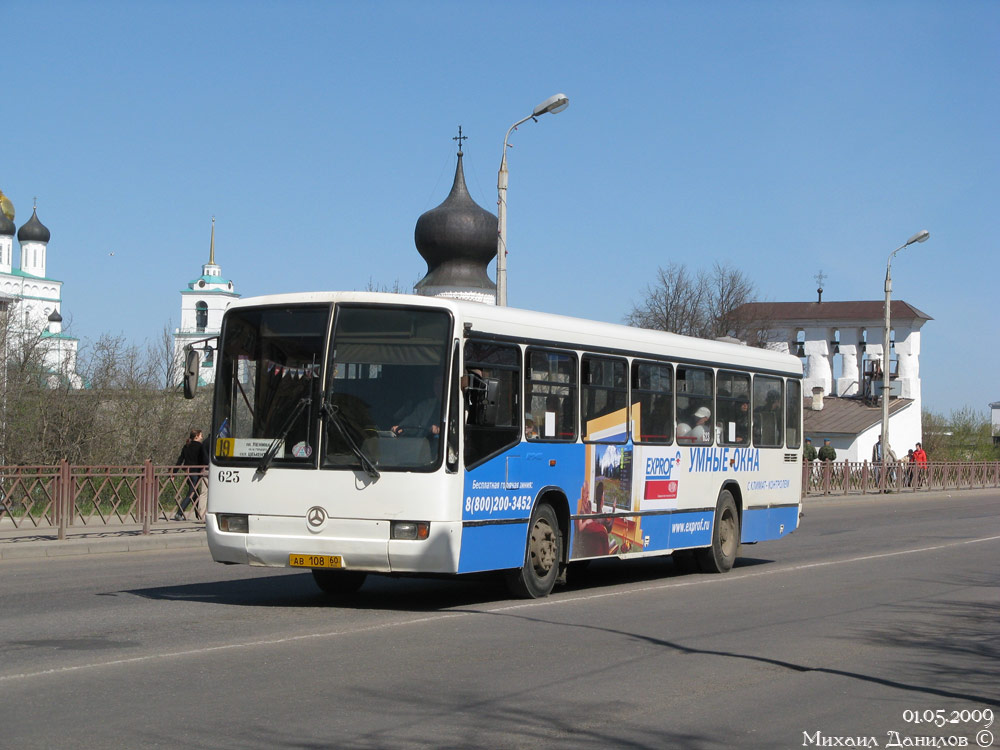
[719,509,737,559]
[529,517,558,577]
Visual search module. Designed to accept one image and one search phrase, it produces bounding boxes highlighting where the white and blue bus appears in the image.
[201,292,803,598]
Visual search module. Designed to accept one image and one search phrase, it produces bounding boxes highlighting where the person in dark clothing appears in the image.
[174,429,209,520]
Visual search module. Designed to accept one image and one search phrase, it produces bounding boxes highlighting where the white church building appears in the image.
[0,190,80,386]
[735,299,932,461]
[172,218,239,386]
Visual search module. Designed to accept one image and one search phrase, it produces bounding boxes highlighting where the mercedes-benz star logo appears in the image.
[306,506,327,528]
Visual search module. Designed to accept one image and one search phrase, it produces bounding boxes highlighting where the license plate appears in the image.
[289,554,343,569]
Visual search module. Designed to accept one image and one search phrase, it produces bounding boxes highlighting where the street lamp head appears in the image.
[906,230,930,246]
[533,93,569,117]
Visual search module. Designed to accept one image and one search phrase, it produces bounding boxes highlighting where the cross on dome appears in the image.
[452,125,467,154]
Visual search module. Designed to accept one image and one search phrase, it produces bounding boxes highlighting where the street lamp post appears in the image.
[880,229,930,463]
[496,93,569,306]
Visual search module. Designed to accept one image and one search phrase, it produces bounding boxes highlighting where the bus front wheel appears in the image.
[312,568,367,596]
[505,503,562,599]
[696,490,739,574]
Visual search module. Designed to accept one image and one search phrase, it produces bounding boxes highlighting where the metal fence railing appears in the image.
[0,461,207,539]
[803,460,1000,496]
[3,460,999,540]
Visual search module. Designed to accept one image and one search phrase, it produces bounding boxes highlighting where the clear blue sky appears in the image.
[4,1,997,416]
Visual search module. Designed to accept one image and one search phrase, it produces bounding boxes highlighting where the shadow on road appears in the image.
[453,568,1000,710]
[853,570,1000,704]
[123,553,777,612]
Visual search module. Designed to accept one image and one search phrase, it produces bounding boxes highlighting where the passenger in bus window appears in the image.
[754,390,782,446]
[723,401,749,444]
[678,406,711,443]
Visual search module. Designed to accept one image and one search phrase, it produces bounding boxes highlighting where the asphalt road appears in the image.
[1,491,998,750]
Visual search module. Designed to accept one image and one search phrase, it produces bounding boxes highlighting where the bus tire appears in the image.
[311,568,367,596]
[696,490,739,574]
[505,503,562,599]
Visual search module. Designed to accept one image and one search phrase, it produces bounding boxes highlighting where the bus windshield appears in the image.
[323,305,452,472]
[214,304,330,464]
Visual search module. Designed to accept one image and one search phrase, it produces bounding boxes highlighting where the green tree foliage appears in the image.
[921,407,1000,461]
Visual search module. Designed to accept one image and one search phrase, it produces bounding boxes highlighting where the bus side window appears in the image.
[753,375,784,448]
[525,349,577,442]
[785,379,802,449]
[717,371,751,446]
[463,341,520,468]
[582,355,628,443]
[676,366,714,445]
[632,360,673,444]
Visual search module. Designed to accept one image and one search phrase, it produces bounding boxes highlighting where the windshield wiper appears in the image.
[256,397,312,476]
[321,399,381,480]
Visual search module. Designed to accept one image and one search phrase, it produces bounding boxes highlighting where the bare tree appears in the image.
[150,324,180,390]
[365,277,408,294]
[2,321,212,466]
[625,263,706,337]
[1,310,72,464]
[706,262,758,339]
[626,261,764,342]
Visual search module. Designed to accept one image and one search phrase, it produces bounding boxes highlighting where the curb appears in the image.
[802,487,999,503]
[0,529,209,560]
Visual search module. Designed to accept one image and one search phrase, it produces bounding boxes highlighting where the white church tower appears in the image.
[172,217,239,386]
[0,191,81,386]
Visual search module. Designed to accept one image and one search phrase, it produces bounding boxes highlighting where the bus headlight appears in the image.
[391,521,430,540]
[218,514,249,534]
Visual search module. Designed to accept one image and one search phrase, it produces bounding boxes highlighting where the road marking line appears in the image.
[490,533,1000,613]
[3,533,998,683]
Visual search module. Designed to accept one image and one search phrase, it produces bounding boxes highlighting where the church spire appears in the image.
[209,216,216,265]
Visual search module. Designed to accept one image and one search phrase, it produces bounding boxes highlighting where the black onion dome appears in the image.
[48,310,63,323]
[18,208,51,243]
[0,211,13,236]
[414,152,497,293]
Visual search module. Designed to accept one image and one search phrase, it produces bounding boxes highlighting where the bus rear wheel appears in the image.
[505,503,562,599]
[696,490,739,574]
[311,568,367,596]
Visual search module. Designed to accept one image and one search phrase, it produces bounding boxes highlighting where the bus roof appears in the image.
[226,291,803,377]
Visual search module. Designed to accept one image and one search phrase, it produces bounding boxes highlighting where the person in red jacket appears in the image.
[913,442,928,487]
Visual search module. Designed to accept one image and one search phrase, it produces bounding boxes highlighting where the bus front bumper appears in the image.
[206,514,463,575]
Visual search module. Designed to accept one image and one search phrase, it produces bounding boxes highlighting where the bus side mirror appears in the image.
[183,349,200,399]
[470,377,500,426]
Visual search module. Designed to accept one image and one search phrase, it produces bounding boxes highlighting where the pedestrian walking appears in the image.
[174,429,209,520]
[913,442,928,487]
